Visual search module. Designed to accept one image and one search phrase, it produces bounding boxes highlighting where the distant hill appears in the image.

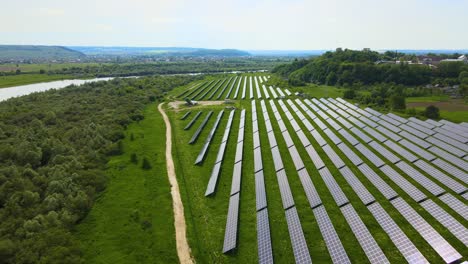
[68,46,250,57]
[0,45,85,61]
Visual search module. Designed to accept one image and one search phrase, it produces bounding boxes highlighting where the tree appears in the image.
[142,157,152,170]
[343,89,356,99]
[39,69,46,74]
[389,95,406,110]
[425,105,440,119]
[130,153,138,164]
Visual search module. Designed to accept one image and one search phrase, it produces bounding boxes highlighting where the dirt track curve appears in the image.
[158,103,194,264]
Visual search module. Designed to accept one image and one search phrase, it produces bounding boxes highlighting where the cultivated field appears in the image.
[167,74,468,263]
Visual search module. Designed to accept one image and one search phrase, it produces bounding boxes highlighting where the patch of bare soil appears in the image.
[407,99,468,111]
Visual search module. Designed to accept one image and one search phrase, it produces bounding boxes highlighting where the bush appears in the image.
[130,153,138,164]
[425,105,440,119]
[343,89,356,99]
[141,157,152,170]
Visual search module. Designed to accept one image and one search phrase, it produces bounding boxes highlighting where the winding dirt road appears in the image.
[158,103,194,264]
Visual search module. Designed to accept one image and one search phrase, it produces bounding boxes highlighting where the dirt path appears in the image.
[158,103,194,264]
[168,100,226,110]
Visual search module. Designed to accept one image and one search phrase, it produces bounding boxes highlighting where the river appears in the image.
[0,77,115,102]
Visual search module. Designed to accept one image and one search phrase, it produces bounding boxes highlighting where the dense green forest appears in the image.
[0,76,195,263]
[273,49,468,87]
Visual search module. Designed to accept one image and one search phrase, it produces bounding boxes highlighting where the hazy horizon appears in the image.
[1,0,467,50]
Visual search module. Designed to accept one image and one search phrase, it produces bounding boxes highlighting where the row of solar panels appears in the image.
[223,109,246,253]
[289,98,465,263]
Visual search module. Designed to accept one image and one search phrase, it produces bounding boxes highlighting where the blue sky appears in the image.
[1,0,467,50]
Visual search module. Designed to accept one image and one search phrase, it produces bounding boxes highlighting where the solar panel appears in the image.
[355,143,385,168]
[391,197,462,263]
[400,124,429,139]
[289,146,304,170]
[205,162,222,196]
[387,113,408,124]
[351,127,373,143]
[284,89,292,96]
[359,116,378,128]
[289,119,302,132]
[305,145,326,170]
[323,129,341,145]
[413,160,467,194]
[189,111,213,144]
[420,200,468,246]
[256,209,274,264]
[376,126,402,141]
[267,131,277,148]
[313,206,351,264]
[301,118,315,132]
[336,108,351,118]
[285,207,312,263]
[363,126,387,143]
[369,115,381,122]
[395,161,445,196]
[310,129,327,146]
[328,110,340,120]
[337,143,363,166]
[433,133,468,153]
[347,109,361,118]
[269,86,278,99]
[348,116,366,128]
[383,141,418,163]
[282,131,295,148]
[180,111,192,120]
[428,146,468,171]
[340,204,390,264]
[367,203,428,264]
[296,168,322,208]
[379,165,427,202]
[426,137,466,158]
[378,120,401,133]
[440,123,468,136]
[230,161,242,195]
[223,193,240,253]
[432,159,467,184]
[438,193,468,221]
[381,114,402,126]
[434,127,468,144]
[254,147,263,173]
[271,146,284,172]
[265,119,273,133]
[336,117,353,129]
[339,166,375,205]
[357,164,398,200]
[365,107,382,117]
[314,118,328,130]
[399,139,435,161]
[399,131,431,149]
[319,167,349,207]
[406,121,435,135]
[408,117,436,132]
[276,87,286,97]
[241,76,247,99]
[277,169,295,209]
[255,171,267,211]
[424,118,443,128]
[184,111,202,130]
[296,130,312,147]
[369,141,400,164]
[195,111,225,164]
[234,142,244,163]
[322,144,346,169]
[337,129,360,146]
[262,85,270,99]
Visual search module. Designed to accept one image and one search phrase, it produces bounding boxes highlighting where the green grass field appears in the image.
[75,103,177,263]
[165,75,467,263]
[0,74,75,88]
[0,62,108,73]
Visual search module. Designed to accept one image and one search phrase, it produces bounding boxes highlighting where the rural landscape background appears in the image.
[0,0,467,263]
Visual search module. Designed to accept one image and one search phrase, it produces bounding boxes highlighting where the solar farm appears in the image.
[169,74,468,263]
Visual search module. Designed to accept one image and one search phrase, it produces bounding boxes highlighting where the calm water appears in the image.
[0,77,114,102]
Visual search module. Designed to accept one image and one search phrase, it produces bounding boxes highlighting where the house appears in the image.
[440,55,468,64]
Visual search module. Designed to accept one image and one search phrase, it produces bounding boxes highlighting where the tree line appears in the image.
[273,48,468,87]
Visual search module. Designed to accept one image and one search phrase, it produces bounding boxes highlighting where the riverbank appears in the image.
[0,73,77,88]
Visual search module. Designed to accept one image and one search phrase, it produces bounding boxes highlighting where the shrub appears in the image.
[425,105,440,119]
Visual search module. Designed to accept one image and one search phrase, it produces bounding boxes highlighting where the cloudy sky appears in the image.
[1,0,467,50]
